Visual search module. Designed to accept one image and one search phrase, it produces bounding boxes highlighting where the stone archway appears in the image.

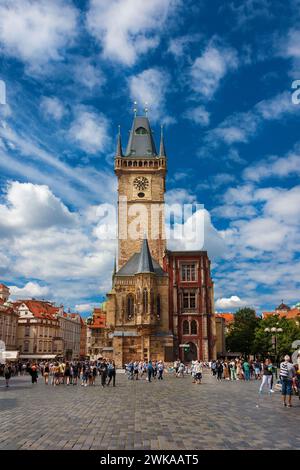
[184,342,198,362]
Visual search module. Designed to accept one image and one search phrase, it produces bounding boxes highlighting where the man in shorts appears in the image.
[280,355,296,407]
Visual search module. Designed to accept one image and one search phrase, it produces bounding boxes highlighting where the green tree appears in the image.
[253,316,300,361]
[226,308,259,356]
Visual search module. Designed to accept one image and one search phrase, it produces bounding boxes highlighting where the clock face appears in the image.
[133,176,149,191]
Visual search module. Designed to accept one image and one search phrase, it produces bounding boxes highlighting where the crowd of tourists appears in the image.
[2,354,300,407]
[1,359,117,388]
[210,355,300,407]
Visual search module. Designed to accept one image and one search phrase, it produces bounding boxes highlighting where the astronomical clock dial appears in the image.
[133,176,149,191]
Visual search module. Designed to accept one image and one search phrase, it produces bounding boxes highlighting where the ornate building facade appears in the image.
[104,114,216,366]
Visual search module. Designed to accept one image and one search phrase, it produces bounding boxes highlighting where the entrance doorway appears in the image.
[184,342,197,362]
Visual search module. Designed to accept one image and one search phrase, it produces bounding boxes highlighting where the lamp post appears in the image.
[264,326,283,377]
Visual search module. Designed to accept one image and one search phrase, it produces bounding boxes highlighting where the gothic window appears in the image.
[191,320,197,335]
[150,290,154,314]
[127,294,134,319]
[135,127,148,135]
[183,320,189,335]
[143,289,148,314]
[183,291,196,310]
[181,264,196,282]
[156,294,161,317]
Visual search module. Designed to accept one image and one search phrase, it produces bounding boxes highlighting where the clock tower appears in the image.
[115,115,167,269]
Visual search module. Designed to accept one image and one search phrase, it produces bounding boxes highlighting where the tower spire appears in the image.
[136,235,155,274]
[116,125,123,157]
[159,125,166,157]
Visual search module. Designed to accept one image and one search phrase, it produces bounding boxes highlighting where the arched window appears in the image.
[135,127,148,135]
[127,294,134,319]
[143,289,148,314]
[156,294,161,317]
[183,320,189,335]
[191,320,197,335]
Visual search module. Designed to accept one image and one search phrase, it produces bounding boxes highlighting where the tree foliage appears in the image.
[226,308,259,356]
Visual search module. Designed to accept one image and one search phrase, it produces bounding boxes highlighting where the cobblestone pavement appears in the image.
[0,371,299,450]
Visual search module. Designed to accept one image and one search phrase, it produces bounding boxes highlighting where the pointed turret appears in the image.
[125,116,157,157]
[136,236,155,274]
[159,125,166,157]
[116,125,123,157]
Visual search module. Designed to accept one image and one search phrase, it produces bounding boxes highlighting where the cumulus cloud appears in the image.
[86,0,176,66]
[40,96,66,121]
[215,295,247,310]
[68,106,110,154]
[190,43,238,99]
[9,282,50,300]
[0,0,78,73]
[128,68,173,123]
[243,148,300,182]
[0,181,76,235]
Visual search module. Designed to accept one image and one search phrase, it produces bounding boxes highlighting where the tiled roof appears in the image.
[215,313,234,323]
[14,300,59,320]
[89,316,106,329]
[262,308,300,320]
[0,283,9,290]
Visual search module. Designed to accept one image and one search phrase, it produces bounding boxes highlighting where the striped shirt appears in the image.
[280,361,295,379]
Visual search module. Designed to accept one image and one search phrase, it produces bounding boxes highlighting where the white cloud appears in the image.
[86,0,176,66]
[243,149,300,182]
[190,43,238,99]
[168,33,202,58]
[203,92,297,151]
[9,282,50,300]
[0,181,76,235]
[75,303,94,313]
[40,96,66,121]
[68,106,110,154]
[0,0,78,73]
[183,106,210,126]
[215,295,247,310]
[128,68,173,123]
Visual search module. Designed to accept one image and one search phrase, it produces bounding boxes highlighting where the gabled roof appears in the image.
[125,116,157,157]
[14,300,59,320]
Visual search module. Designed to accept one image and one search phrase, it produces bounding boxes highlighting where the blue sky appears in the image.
[0,0,300,315]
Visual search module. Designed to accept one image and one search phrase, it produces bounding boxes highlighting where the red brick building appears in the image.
[163,250,216,361]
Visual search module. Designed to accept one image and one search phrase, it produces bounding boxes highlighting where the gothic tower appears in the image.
[114,116,167,269]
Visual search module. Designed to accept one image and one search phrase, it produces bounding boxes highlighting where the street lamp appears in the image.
[264,326,283,376]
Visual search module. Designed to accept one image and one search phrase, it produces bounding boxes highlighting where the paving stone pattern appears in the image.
[0,371,299,450]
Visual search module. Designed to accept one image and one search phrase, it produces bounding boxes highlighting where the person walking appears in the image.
[280,355,296,407]
[100,359,108,387]
[107,360,116,387]
[229,359,237,380]
[157,361,164,380]
[4,362,12,387]
[216,360,223,381]
[64,362,71,385]
[147,360,153,382]
[44,362,49,385]
[254,359,262,380]
[243,359,251,381]
[30,363,38,384]
[194,361,203,384]
[259,359,274,395]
